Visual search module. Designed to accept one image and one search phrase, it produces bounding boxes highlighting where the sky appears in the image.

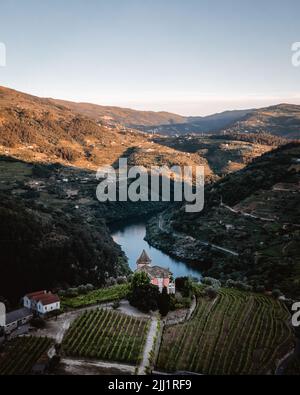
[0,0,300,115]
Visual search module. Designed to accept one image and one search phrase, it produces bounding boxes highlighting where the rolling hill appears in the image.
[50,98,187,127]
[146,142,300,299]
[0,86,213,175]
[143,104,300,139]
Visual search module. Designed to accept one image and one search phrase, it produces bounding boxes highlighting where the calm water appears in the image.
[111,221,202,279]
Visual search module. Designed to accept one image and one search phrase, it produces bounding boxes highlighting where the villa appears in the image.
[135,250,176,294]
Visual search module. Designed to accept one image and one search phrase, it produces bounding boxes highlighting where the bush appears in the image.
[116,276,127,285]
[226,279,251,292]
[106,277,117,287]
[272,289,283,298]
[78,285,88,295]
[205,286,218,300]
[128,284,160,313]
[175,277,194,298]
[58,290,66,297]
[65,288,79,297]
[85,284,94,292]
[202,277,221,289]
[131,272,151,289]
[129,273,159,313]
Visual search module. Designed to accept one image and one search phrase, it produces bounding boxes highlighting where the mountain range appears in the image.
[0,85,299,302]
[1,86,300,139]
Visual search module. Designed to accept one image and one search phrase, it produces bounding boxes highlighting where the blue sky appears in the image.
[0,0,299,115]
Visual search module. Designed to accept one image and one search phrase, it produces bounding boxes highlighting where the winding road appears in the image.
[158,214,239,257]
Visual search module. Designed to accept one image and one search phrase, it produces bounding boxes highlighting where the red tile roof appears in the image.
[25,290,47,298]
[137,265,171,279]
[25,291,60,306]
[36,294,60,306]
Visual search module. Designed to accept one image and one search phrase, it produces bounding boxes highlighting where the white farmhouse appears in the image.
[23,290,60,316]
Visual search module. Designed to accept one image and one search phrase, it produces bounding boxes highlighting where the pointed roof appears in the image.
[137,250,152,265]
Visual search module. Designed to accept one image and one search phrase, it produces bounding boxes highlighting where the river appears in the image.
[111,220,202,279]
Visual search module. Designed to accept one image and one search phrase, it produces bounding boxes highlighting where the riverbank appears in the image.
[145,213,218,274]
[111,219,202,279]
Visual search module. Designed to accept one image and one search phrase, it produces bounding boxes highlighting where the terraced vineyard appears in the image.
[157,289,294,375]
[0,337,52,375]
[62,309,149,365]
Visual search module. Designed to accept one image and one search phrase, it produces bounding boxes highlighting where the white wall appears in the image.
[37,302,60,315]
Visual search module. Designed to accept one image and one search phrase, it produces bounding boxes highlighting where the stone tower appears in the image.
[136,250,152,269]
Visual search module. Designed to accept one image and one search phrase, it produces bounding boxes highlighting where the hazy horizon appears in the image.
[2,83,300,118]
[1,0,300,115]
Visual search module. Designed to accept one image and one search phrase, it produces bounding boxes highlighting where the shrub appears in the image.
[85,284,94,292]
[129,275,160,313]
[116,276,127,285]
[205,286,218,300]
[272,289,283,298]
[58,290,66,297]
[175,277,194,298]
[78,285,88,295]
[106,277,117,287]
[202,277,221,289]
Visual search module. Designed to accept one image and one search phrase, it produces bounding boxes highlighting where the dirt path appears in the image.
[61,357,135,375]
[33,300,149,344]
[137,317,159,375]
[221,202,276,222]
[158,214,239,257]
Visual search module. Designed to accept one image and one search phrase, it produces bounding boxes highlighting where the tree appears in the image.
[131,272,151,289]
[175,277,193,298]
[158,287,171,316]
[128,272,159,313]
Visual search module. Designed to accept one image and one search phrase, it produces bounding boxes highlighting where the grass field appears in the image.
[0,337,52,375]
[157,288,294,375]
[62,309,149,365]
[61,284,130,309]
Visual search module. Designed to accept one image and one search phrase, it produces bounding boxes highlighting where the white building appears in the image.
[1,308,33,335]
[23,290,60,316]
